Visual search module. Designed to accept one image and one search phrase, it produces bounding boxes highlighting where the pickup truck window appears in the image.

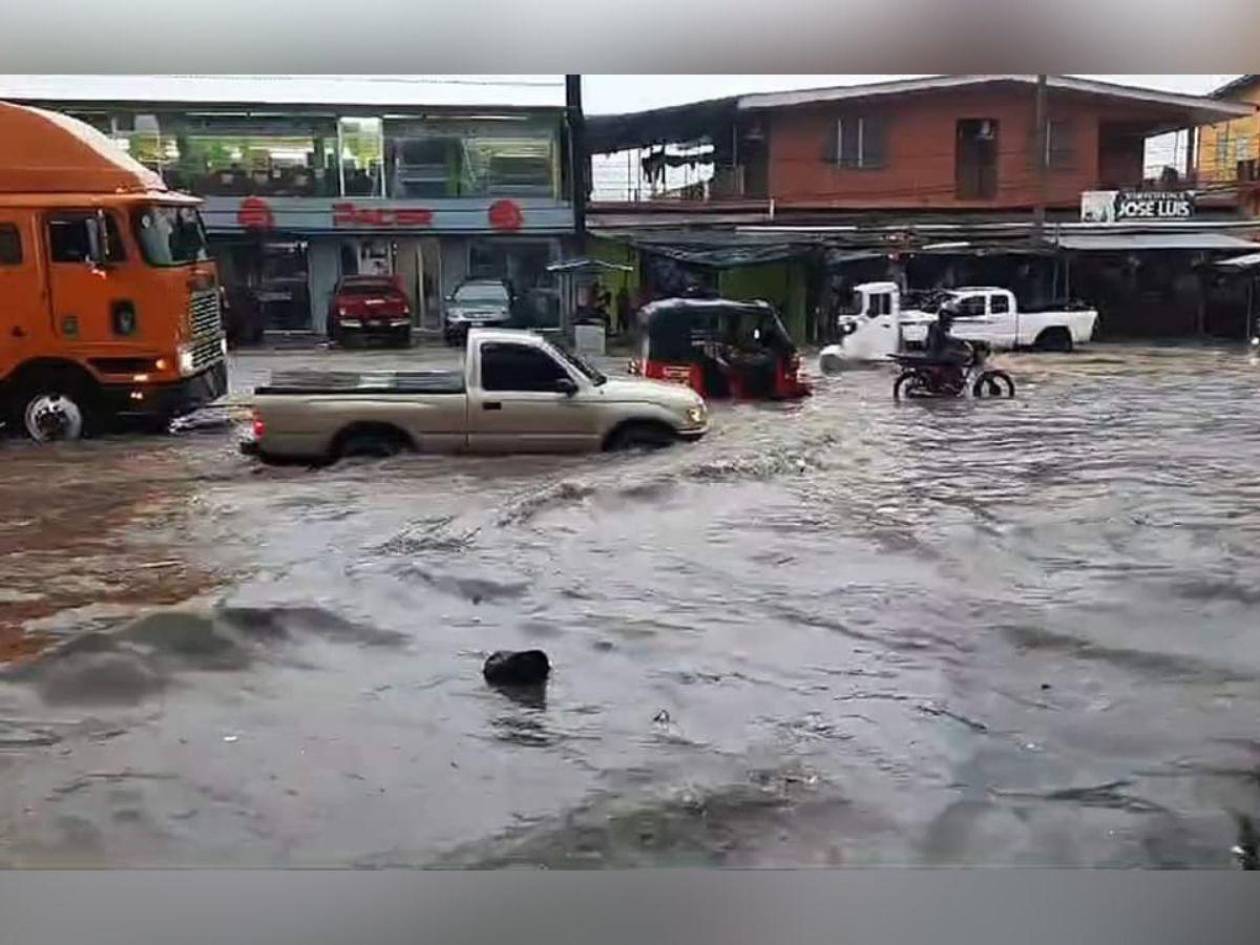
[955,296,985,319]
[990,294,1010,314]
[481,343,569,392]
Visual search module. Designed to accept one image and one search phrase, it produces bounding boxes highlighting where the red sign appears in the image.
[488,199,524,231]
[237,196,274,230]
[332,202,434,228]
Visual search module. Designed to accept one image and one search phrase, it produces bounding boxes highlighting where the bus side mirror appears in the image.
[85,210,111,269]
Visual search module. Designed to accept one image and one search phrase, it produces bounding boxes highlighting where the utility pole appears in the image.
[565,74,587,253]
[1033,73,1048,244]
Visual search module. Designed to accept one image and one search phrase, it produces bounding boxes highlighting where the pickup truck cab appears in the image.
[899,287,1097,352]
[243,328,709,463]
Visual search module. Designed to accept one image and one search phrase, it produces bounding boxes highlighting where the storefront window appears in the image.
[385,118,558,199]
[468,239,555,293]
[340,118,384,196]
[101,112,339,197]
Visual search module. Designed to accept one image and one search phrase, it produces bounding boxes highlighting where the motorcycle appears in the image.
[890,340,1015,400]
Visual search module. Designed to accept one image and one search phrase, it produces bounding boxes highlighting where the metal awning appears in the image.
[1056,233,1260,252]
[1215,251,1260,270]
[545,257,633,274]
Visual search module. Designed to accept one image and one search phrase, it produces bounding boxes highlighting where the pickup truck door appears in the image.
[946,294,997,345]
[467,341,600,453]
[986,292,1019,347]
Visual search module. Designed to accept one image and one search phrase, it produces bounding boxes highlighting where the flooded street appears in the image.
[2,343,1260,867]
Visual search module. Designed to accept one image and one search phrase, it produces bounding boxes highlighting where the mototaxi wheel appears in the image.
[972,369,1015,398]
[893,369,930,401]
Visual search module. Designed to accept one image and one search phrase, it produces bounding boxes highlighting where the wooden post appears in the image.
[565,74,587,254]
[1033,74,1048,244]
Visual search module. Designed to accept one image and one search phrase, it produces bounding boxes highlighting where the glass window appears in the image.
[47,213,126,264]
[385,117,557,198]
[990,294,1011,314]
[551,340,606,385]
[340,118,384,196]
[869,292,892,317]
[454,281,511,305]
[954,295,986,318]
[133,206,210,267]
[480,343,568,392]
[0,224,21,265]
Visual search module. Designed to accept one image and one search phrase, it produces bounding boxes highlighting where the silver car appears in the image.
[444,279,512,346]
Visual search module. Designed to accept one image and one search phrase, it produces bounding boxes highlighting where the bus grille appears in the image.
[189,290,222,338]
[190,334,223,371]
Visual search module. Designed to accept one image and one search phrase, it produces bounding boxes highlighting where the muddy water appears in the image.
[2,344,1260,867]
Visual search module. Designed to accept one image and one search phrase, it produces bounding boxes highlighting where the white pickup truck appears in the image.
[242,328,709,464]
[819,282,1098,370]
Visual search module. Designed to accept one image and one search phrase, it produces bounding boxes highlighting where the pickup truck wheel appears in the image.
[334,425,412,461]
[606,422,677,451]
[1035,328,1073,352]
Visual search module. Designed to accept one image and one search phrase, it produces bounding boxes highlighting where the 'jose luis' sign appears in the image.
[1115,190,1195,220]
[1081,190,1195,222]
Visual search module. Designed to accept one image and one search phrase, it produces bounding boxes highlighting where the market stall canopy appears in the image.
[1055,233,1260,252]
[0,101,166,194]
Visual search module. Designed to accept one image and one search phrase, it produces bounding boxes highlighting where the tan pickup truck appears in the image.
[241,328,709,463]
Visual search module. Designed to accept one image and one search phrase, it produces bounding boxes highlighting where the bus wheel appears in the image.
[22,391,86,442]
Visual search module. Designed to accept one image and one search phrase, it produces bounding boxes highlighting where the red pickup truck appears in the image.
[327,275,412,347]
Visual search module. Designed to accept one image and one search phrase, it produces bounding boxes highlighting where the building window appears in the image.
[385,117,558,199]
[0,224,21,265]
[1045,120,1075,170]
[826,116,888,169]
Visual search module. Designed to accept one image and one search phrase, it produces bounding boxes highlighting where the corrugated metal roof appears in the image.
[1056,233,1260,251]
[1216,251,1260,269]
[0,75,565,110]
[1210,75,1260,100]
[737,75,1253,121]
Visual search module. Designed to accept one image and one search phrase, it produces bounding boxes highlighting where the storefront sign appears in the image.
[332,202,435,228]
[1081,190,1196,223]
[202,196,572,235]
[237,196,275,230]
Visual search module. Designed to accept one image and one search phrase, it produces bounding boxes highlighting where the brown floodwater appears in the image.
[1,343,1259,867]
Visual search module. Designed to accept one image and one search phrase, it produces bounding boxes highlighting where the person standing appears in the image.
[615,284,631,335]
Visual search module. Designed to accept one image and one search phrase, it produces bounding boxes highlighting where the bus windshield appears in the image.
[133,205,210,267]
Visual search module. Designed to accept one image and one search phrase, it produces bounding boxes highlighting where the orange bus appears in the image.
[0,101,226,441]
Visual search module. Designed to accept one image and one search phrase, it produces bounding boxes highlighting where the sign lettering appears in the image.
[1081,190,1196,223]
[332,202,435,228]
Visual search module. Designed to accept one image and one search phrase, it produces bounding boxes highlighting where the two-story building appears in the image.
[1,76,576,338]
[1197,74,1260,217]
[588,75,1259,340]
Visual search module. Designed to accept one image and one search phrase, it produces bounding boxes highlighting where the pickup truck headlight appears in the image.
[685,404,706,426]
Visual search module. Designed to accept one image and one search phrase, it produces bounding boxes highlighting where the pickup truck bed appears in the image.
[256,370,465,396]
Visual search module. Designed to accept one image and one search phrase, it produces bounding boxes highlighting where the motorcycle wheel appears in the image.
[972,369,1015,398]
[893,369,930,401]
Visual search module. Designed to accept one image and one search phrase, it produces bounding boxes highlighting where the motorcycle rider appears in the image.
[924,301,974,390]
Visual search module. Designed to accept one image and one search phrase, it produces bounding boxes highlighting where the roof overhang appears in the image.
[736,75,1254,126]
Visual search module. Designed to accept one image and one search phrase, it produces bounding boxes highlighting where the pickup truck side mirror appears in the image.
[554,377,578,396]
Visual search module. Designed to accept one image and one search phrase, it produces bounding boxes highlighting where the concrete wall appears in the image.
[766,87,1174,210]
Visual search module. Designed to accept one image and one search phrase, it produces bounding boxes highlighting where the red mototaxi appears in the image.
[628,297,811,400]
